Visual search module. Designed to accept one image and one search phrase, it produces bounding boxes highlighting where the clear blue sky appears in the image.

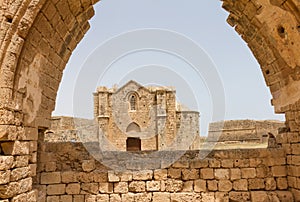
[53,0,284,135]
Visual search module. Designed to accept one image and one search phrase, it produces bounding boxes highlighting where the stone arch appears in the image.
[126,122,141,133]
[1,0,300,200]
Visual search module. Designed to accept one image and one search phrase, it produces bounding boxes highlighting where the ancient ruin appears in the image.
[93,80,199,151]
[0,0,300,201]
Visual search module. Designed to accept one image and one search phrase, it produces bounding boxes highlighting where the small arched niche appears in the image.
[126,122,141,133]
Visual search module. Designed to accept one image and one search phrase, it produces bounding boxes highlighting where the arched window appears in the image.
[129,94,137,110]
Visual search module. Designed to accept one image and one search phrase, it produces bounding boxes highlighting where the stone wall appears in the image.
[208,120,285,143]
[46,117,284,148]
[45,116,97,142]
[1,0,300,200]
[35,142,293,202]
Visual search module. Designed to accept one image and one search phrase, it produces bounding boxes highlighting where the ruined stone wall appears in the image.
[45,116,97,142]
[279,102,300,199]
[176,111,200,150]
[208,120,285,143]
[35,142,293,202]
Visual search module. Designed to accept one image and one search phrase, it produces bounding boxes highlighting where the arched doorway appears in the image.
[126,137,141,151]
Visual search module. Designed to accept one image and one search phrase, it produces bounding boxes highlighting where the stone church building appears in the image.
[93,80,200,151]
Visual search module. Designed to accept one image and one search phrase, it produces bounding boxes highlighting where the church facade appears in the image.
[93,80,200,151]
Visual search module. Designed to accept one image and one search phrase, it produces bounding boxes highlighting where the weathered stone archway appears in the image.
[0,0,300,200]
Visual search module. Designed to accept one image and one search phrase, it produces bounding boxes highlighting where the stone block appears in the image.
[234,159,249,168]
[99,182,113,194]
[241,168,256,179]
[129,181,145,192]
[209,159,221,168]
[82,160,95,172]
[29,141,37,153]
[110,194,121,202]
[81,183,99,194]
[121,193,135,202]
[28,152,37,165]
[152,192,170,202]
[46,196,59,202]
[93,172,107,182]
[146,181,160,192]
[13,156,29,168]
[73,195,84,202]
[154,169,167,180]
[61,171,77,183]
[215,192,229,202]
[132,170,153,180]
[249,158,263,167]
[85,195,96,202]
[230,168,241,180]
[265,178,276,190]
[194,179,206,192]
[201,192,215,202]
[221,159,233,168]
[78,172,93,182]
[272,166,287,177]
[59,195,72,202]
[215,169,229,180]
[96,194,109,202]
[40,172,61,184]
[134,193,152,202]
[10,167,30,182]
[182,169,199,180]
[233,179,248,191]
[167,168,181,179]
[0,156,14,170]
[108,171,119,182]
[172,161,189,168]
[114,182,128,193]
[229,191,250,201]
[276,191,294,202]
[45,162,56,172]
[0,171,10,185]
[218,180,232,192]
[28,164,36,177]
[200,168,214,179]
[248,179,265,190]
[165,179,183,192]
[291,155,300,165]
[190,160,208,168]
[182,181,193,192]
[46,184,65,195]
[119,171,132,182]
[170,193,201,201]
[66,183,80,194]
[250,191,268,202]
[277,177,288,189]
[256,166,270,178]
[291,144,300,155]
[1,141,29,155]
[207,180,218,191]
